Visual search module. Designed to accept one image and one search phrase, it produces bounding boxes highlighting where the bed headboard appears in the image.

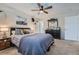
[10,27,31,35]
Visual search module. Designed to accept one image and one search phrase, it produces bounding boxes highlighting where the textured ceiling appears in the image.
[0,3,79,19]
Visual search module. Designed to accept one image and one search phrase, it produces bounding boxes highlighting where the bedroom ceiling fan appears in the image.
[31,3,52,14]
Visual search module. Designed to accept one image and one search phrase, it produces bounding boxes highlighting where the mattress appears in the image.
[11,33,35,47]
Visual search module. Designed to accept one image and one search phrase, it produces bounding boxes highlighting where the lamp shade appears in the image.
[0,27,9,32]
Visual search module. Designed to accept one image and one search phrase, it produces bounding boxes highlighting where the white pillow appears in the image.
[12,31,15,35]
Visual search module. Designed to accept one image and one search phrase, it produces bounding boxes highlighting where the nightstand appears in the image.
[0,38,11,50]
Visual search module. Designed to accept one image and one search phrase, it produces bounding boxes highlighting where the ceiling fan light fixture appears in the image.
[40,10,43,13]
[32,3,52,14]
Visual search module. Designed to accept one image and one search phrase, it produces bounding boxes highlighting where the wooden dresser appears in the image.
[45,29,61,39]
[0,38,11,50]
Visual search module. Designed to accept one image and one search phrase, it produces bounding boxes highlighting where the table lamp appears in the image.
[0,27,9,38]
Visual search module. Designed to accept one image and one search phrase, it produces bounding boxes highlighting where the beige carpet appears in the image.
[0,39,79,55]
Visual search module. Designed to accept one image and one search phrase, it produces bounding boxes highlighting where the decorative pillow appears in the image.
[15,29,23,35]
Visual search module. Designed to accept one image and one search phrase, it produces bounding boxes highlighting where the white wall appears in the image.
[43,15,65,39]
[58,16,65,39]
[0,12,36,36]
[0,12,36,29]
[0,12,66,39]
[0,12,7,26]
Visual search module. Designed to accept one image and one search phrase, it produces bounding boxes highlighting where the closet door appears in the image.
[77,16,79,41]
[65,16,78,41]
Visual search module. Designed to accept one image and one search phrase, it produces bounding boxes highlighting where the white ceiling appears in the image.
[0,3,79,19]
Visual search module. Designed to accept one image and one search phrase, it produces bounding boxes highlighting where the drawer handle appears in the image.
[4,40,7,42]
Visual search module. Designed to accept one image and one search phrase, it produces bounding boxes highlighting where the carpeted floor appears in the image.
[0,39,79,55]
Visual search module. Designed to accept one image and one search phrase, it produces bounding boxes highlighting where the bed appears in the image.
[10,27,54,55]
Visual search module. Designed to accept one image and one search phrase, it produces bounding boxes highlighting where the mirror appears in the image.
[48,18,59,29]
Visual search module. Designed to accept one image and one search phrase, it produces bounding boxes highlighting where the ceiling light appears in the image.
[40,11,43,13]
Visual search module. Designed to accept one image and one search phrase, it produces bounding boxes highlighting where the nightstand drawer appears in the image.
[0,41,3,43]
[0,43,6,50]
[6,42,10,47]
[0,38,11,50]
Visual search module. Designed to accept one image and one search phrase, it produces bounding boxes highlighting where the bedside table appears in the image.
[0,38,11,50]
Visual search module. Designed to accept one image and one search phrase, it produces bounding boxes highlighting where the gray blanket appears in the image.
[18,33,54,55]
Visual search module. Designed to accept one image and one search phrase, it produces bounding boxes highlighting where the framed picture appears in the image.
[16,21,27,25]
[16,16,27,25]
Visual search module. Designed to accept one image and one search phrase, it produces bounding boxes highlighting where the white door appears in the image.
[35,21,44,33]
[65,16,78,41]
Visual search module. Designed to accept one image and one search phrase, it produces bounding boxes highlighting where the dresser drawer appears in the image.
[45,29,61,39]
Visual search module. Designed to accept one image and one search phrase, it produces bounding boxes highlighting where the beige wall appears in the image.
[0,12,36,37]
[0,12,65,39]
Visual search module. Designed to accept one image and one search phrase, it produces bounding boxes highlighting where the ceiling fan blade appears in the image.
[43,10,48,14]
[37,3,41,8]
[0,10,3,12]
[44,6,52,10]
[32,9,40,11]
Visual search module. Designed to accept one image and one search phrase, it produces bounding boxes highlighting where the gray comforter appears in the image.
[18,33,54,55]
